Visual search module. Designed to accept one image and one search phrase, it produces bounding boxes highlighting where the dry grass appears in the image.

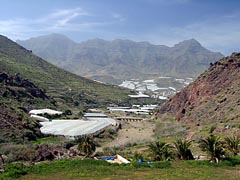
[103,120,155,148]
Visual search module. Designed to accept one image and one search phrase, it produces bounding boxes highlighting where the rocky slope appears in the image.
[17,34,223,84]
[156,52,240,128]
[0,72,52,105]
[0,103,43,142]
[0,72,53,142]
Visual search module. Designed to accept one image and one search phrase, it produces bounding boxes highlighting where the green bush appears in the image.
[3,163,29,179]
[152,161,171,168]
[186,157,240,167]
[131,162,151,168]
[224,157,240,166]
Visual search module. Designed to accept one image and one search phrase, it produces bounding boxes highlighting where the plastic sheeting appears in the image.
[29,109,63,115]
[40,118,116,137]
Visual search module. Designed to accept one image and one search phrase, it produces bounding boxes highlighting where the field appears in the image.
[1,158,240,180]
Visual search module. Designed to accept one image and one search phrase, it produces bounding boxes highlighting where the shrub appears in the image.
[152,161,171,168]
[224,135,240,156]
[3,163,29,179]
[0,143,36,163]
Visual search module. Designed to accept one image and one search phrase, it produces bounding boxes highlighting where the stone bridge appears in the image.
[116,117,143,122]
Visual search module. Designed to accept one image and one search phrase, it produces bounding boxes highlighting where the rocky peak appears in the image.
[174,38,202,49]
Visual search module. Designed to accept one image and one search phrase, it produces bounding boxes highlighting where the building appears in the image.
[83,113,108,119]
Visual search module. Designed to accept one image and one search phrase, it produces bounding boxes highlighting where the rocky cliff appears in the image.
[157,52,240,127]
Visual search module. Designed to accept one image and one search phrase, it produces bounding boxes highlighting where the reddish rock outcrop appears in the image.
[157,52,240,125]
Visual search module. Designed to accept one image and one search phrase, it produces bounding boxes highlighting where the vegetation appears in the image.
[1,158,240,180]
[224,135,240,156]
[77,136,96,157]
[148,141,173,161]
[173,138,193,160]
[199,135,225,163]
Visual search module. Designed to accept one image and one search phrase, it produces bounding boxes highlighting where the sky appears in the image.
[0,0,240,55]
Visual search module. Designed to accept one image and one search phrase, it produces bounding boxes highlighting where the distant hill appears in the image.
[17,34,224,84]
[156,52,240,133]
[0,35,131,111]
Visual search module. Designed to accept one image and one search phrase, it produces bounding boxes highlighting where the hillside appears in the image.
[0,72,48,142]
[0,103,43,143]
[0,35,131,111]
[156,52,240,133]
[17,34,223,84]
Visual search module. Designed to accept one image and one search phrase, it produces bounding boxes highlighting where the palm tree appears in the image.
[199,134,225,163]
[173,138,193,160]
[224,135,240,156]
[148,141,173,161]
[77,135,96,157]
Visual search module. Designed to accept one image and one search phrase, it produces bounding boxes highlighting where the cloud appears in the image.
[142,0,192,4]
[36,8,88,28]
[141,11,240,55]
[112,13,126,22]
[0,19,33,40]
[0,8,108,40]
[170,12,240,54]
[40,8,89,26]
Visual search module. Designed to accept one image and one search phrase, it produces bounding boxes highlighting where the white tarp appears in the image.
[40,119,115,137]
[30,114,49,122]
[29,109,63,115]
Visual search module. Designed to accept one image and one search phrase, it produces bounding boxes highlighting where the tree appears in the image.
[224,135,240,156]
[199,135,225,163]
[77,135,96,157]
[173,138,193,160]
[148,141,173,161]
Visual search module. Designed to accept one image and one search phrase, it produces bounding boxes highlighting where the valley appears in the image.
[1,1,240,179]
[1,35,240,180]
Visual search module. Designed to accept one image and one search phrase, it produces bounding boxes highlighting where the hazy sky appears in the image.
[0,0,239,55]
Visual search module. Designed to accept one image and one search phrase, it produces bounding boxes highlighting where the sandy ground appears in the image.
[103,120,155,148]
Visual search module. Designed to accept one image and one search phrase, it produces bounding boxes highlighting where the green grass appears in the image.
[31,136,63,145]
[1,158,240,180]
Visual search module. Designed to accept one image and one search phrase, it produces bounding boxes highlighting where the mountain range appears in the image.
[17,34,224,84]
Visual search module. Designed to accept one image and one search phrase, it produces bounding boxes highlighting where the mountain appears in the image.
[156,52,240,133]
[17,33,78,66]
[0,34,131,112]
[17,34,224,84]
